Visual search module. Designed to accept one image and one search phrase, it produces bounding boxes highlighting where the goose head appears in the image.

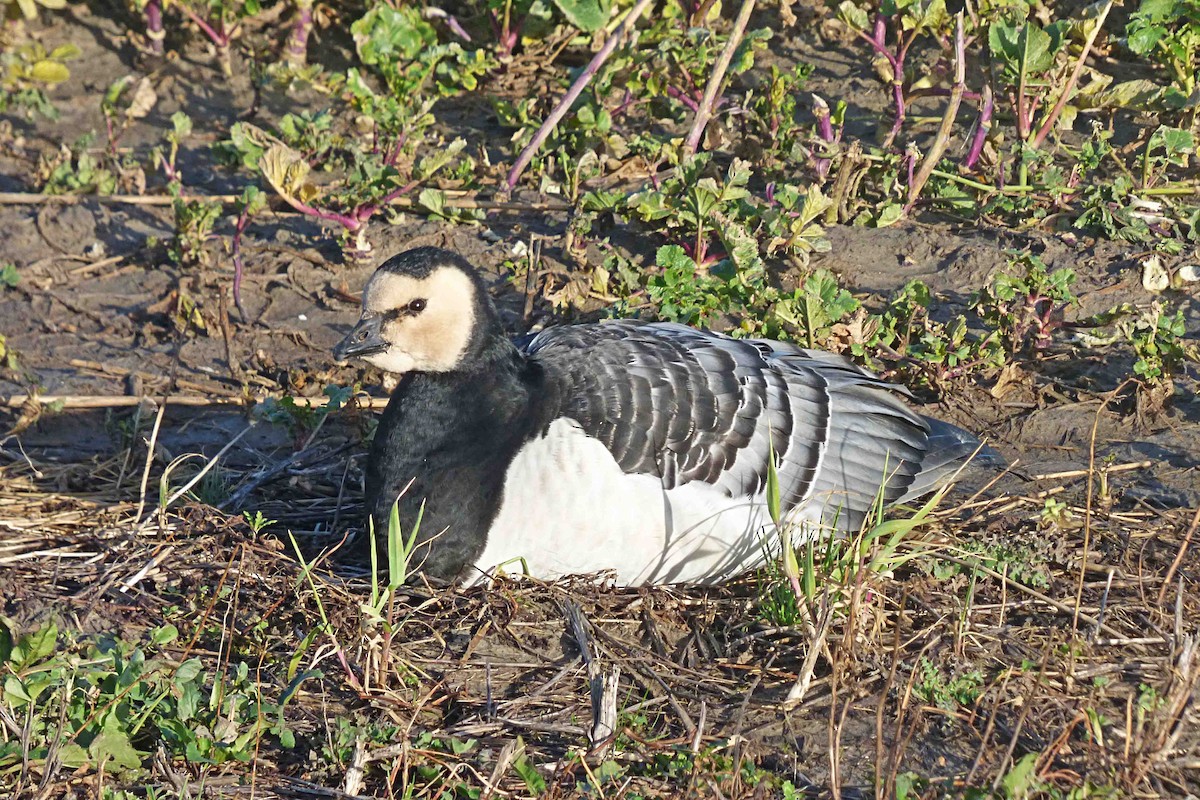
[333,247,497,375]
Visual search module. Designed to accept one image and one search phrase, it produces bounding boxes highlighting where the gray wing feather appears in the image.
[525,320,989,531]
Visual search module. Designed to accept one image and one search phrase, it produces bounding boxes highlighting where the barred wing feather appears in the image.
[523,321,979,533]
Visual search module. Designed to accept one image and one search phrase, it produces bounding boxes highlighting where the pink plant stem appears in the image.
[274,193,360,232]
[354,179,421,223]
[665,84,701,112]
[682,0,757,158]
[177,4,229,47]
[855,16,907,148]
[145,0,165,55]
[505,0,655,192]
[812,94,835,181]
[284,0,313,67]
[444,15,472,42]
[963,83,993,171]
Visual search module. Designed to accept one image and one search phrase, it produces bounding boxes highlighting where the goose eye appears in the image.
[408,299,427,313]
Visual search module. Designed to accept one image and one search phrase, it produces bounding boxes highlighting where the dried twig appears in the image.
[906,13,964,210]
[682,0,757,157]
[504,0,655,192]
[1030,0,1114,149]
[1158,506,1200,607]
[1,393,390,409]
[134,399,167,522]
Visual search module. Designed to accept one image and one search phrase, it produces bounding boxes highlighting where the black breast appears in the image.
[362,357,550,583]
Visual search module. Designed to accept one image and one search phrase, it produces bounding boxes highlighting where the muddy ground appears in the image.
[2,1,1200,798]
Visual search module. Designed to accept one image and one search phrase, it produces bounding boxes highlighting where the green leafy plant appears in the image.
[352,4,496,99]
[988,15,1071,144]
[0,619,296,783]
[1141,124,1196,188]
[1120,302,1198,386]
[836,0,956,147]
[0,263,17,288]
[867,280,1006,387]
[632,154,753,266]
[971,250,1077,355]
[243,510,277,533]
[174,0,263,77]
[1126,0,1200,119]
[37,136,119,195]
[259,384,353,450]
[1039,497,1072,529]
[0,39,78,118]
[914,656,984,711]
[153,113,221,266]
[774,269,860,348]
[226,25,476,267]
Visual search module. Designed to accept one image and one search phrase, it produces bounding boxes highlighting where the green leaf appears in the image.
[21,621,57,665]
[90,728,143,772]
[1126,24,1165,55]
[171,112,193,138]
[875,202,904,228]
[175,657,203,684]
[4,675,31,704]
[1001,752,1041,799]
[49,44,81,60]
[417,187,446,218]
[837,0,870,31]
[150,624,179,645]
[1132,0,1177,22]
[388,499,404,589]
[30,61,70,84]
[656,245,696,272]
[1148,125,1195,159]
[351,4,436,66]
[1078,79,1163,110]
[553,0,612,32]
[57,743,89,768]
[765,444,781,526]
[512,749,546,795]
[0,617,13,662]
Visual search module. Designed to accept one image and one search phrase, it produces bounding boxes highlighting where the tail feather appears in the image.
[899,416,1004,503]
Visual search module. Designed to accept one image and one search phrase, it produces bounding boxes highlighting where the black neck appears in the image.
[363,332,544,583]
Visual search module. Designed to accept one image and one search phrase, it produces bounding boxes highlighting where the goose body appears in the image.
[333,247,992,586]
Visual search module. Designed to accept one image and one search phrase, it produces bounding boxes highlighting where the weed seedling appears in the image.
[971,250,1077,356]
[156,113,221,267]
[243,509,277,534]
[1117,301,1199,412]
[38,135,119,195]
[1126,0,1200,122]
[0,38,78,119]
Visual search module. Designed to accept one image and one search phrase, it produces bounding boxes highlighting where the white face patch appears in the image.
[359,267,477,374]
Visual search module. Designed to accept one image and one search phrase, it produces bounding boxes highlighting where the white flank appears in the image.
[467,419,828,586]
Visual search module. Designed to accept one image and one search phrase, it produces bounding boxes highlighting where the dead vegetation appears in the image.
[2,405,1198,799]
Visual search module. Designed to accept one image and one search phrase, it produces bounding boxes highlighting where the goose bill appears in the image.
[333,316,387,361]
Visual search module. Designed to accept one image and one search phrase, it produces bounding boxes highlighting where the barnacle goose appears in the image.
[333,247,995,586]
